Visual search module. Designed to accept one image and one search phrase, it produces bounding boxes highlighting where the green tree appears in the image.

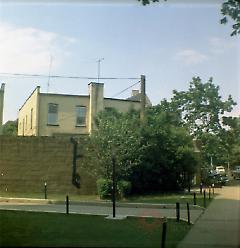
[2,120,18,136]
[221,0,240,36]
[131,106,197,193]
[170,77,236,137]
[91,107,198,194]
[221,116,240,167]
[162,77,237,171]
[91,109,144,181]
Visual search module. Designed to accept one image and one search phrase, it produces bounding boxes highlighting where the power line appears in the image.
[111,81,141,98]
[0,72,140,80]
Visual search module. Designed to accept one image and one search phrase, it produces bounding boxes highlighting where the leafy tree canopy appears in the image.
[2,120,18,136]
[91,108,144,181]
[169,77,236,137]
[91,106,198,193]
[221,0,240,36]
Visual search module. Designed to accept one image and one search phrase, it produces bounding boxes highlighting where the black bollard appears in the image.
[203,190,206,208]
[193,192,196,206]
[176,202,180,222]
[161,219,167,248]
[200,183,203,195]
[44,182,47,199]
[212,184,215,196]
[187,202,190,225]
[66,195,69,214]
[208,187,211,200]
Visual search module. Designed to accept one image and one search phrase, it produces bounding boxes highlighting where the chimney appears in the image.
[88,82,104,133]
[131,89,139,97]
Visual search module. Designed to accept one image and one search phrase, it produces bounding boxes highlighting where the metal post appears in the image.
[161,219,167,248]
[208,187,211,200]
[44,182,47,199]
[203,190,206,208]
[140,75,146,121]
[66,195,69,214]
[187,173,191,193]
[200,182,203,195]
[212,184,215,196]
[70,137,81,188]
[70,138,77,184]
[112,155,116,218]
[176,202,180,222]
[187,202,190,225]
[193,192,196,206]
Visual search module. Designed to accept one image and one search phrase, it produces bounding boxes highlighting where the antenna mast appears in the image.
[97,58,104,83]
[47,55,53,93]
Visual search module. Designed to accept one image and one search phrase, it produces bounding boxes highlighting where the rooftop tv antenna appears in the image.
[47,55,53,93]
[97,58,104,83]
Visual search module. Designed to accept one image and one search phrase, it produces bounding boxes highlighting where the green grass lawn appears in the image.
[0,210,191,248]
[124,191,214,208]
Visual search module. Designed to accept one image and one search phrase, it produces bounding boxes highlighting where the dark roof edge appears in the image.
[19,86,40,111]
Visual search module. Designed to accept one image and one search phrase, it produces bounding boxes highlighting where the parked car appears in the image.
[207,171,229,186]
[232,166,240,180]
[215,166,226,175]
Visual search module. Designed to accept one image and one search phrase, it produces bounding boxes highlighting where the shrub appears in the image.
[117,180,132,198]
[96,178,112,199]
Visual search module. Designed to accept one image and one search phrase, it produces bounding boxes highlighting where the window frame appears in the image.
[75,105,87,127]
[47,103,59,126]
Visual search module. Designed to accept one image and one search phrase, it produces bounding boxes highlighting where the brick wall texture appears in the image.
[0,136,97,195]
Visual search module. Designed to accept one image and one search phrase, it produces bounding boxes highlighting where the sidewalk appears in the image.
[178,185,240,248]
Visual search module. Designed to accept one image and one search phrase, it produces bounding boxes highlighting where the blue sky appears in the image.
[0,0,239,122]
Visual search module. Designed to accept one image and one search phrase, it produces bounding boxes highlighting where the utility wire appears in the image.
[0,72,140,80]
[111,81,141,98]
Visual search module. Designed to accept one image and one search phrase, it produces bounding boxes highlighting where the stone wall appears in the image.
[0,136,97,195]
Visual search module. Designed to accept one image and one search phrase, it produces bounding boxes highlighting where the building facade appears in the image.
[0,83,5,134]
[18,82,150,136]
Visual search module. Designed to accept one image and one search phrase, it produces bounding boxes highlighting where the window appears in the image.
[76,106,86,126]
[48,103,58,125]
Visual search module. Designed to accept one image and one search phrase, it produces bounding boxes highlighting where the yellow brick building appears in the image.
[18,82,151,136]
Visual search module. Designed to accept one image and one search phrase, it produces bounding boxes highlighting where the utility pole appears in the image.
[140,75,146,121]
[97,58,104,83]
[210,156,213,170]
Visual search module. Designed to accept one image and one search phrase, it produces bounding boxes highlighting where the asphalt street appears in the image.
[0,202,203,223]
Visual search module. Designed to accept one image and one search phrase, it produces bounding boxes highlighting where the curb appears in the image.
[0,197,50,204]
[0,197,204,210]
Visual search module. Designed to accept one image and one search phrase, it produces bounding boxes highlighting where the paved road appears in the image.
[0,201,203,223]
[178,184,240,248]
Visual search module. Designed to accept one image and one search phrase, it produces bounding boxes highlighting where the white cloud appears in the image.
[0,22,76,74]
[174,49,208,66]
